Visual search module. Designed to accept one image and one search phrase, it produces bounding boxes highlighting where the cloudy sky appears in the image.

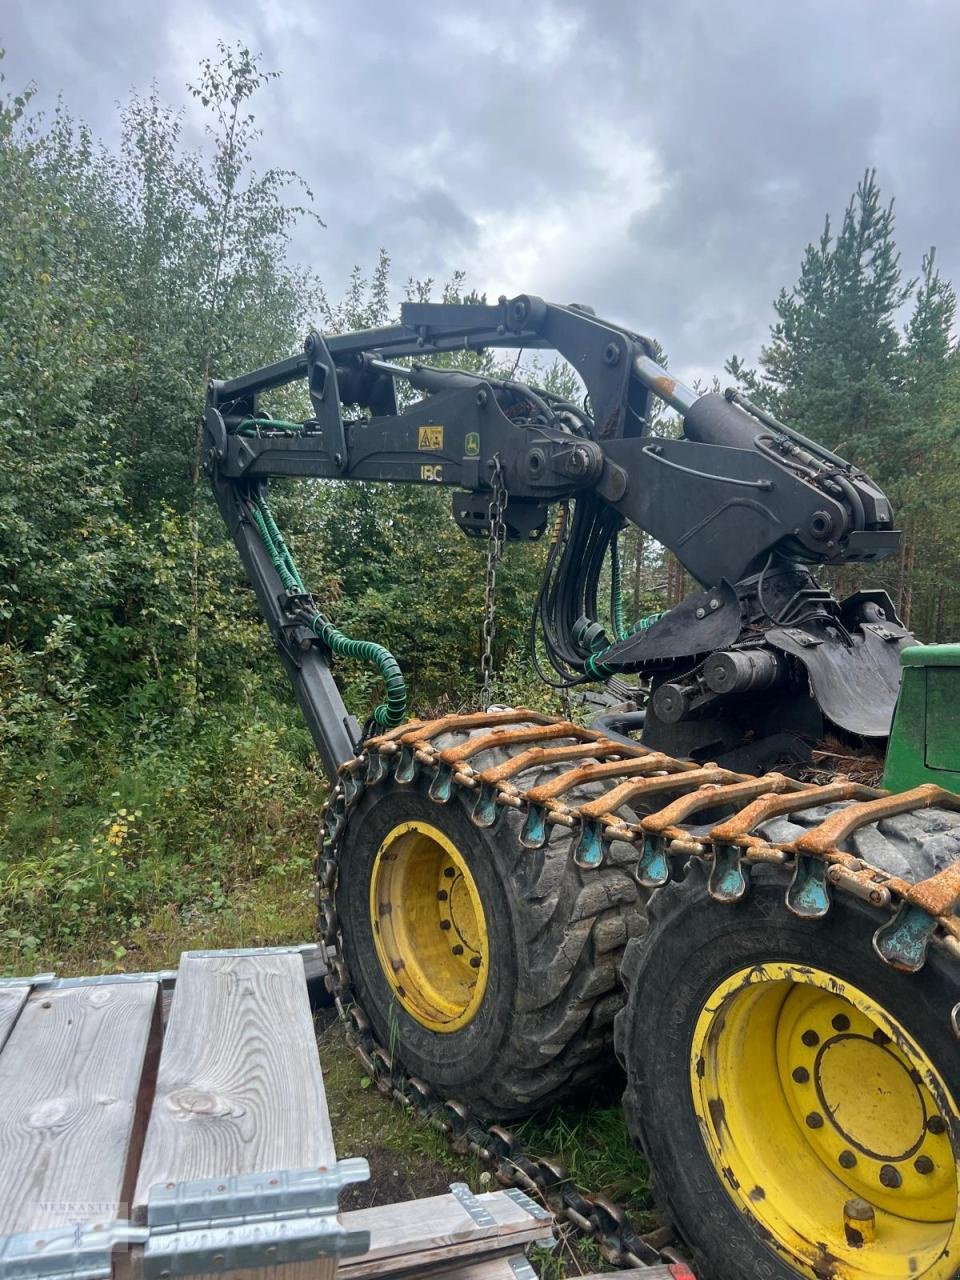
[4,0,959,384]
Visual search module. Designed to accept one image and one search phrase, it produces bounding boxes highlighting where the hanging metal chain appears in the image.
[480,454,508,709]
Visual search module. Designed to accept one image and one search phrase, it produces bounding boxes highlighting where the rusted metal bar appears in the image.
[791,784,960,859]
[524,754,676,806]
[437,721,598,765]
[709,782,878,847]
[579,768,743,824]
[640,774,802,839]
[476,740,630,785]
[400,708,557,748]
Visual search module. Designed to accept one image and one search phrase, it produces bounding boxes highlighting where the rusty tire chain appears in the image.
[479,454,507,712]
[316,710,960,1273]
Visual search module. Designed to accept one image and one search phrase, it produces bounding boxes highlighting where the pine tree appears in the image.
[728,170,912,476]
[726,171,960,639]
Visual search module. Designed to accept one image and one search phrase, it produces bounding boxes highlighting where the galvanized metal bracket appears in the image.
[47,971,177,990]
[508,1258,539,1280]
[502,1187,553,1222]
[448,1183,496,1228]
[180,943,318,960]
[0,1223,148,1280]
[143,1215,365,1279]
[142,1159,370,1279]
[0,973,56,990]
[146,1159,369,1228]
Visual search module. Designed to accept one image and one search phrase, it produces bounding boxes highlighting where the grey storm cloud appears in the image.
[3,0,959,383]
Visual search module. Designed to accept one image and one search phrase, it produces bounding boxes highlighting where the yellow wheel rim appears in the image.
[691,964,959,1278]
[369,820,488,1032]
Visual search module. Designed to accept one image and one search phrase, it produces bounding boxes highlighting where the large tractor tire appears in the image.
[616,807,960,1280]
[330,719,646,1117]
[322,710,960,1278]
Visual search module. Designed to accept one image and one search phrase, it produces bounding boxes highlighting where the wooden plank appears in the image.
[0,984,30,1053]
[575,1272,680,1279]
[0,980,158,1234]
[135,951,336,1212]
[403,1258,521,1280]
[338,1190,553,1278]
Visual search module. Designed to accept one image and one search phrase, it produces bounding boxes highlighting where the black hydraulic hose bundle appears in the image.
[530,493,625,686]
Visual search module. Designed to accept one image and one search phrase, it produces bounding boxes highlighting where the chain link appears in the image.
[480,454,508,711]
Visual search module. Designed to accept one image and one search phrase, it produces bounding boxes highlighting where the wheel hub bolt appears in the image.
[843,1198,876,1247]
[879,1164,902,1189]
[915,1155,934,1175]
[801,1029,820,1047]
[469,956,482,969]
[838,1150,857,1170]
[831,1014,850,1032]
[792,1067,809,1084]
[928,1116,947,1135]
[805,1112,824,1129]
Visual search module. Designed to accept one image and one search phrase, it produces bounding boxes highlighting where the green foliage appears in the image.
[3,42,958,974]
[727,168,960,638]
[517,1098,652,1221]
[0,46,556,963]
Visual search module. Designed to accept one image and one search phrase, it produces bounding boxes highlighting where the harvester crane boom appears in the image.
[204,293,911,778]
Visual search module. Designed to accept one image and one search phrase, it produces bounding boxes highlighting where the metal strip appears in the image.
[147,1159,369,1228]
[43,971,176,990]
[0,974,55,990]
[448,1182,496,1228]
[142,1217,369,1279]
[179,943,317,960]
[508,1259,539,1280]
[0,1224,148,1280]
[503,1187,553,1221]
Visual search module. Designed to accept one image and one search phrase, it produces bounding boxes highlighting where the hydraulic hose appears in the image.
[247,489,407,728]
[311,618,407,728]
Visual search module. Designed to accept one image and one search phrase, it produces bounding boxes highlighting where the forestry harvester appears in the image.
[204,295,960,1279]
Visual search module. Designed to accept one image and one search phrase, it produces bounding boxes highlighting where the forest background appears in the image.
[2,45,957,970]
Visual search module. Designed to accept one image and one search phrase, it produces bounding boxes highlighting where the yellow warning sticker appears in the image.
[418,425,444,451]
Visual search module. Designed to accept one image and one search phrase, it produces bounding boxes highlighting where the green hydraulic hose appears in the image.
[246,491,407,728]
[311,617,407,727]
[254,494,305,592]
[632,611,666,632]
[610,534,628,641]
[248,502,302,594]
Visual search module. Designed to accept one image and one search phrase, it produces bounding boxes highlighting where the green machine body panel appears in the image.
[882,644,960,795]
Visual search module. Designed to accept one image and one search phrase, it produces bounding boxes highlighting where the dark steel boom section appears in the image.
[204,293,906,780]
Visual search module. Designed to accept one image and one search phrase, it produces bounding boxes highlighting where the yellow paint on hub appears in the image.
[691,963,959,1278]
[369,820,487,1032]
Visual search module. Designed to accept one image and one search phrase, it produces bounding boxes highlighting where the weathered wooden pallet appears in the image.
[0,946,551,1280]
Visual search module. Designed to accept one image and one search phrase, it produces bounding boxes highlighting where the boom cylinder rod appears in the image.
[633,354,699,414]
